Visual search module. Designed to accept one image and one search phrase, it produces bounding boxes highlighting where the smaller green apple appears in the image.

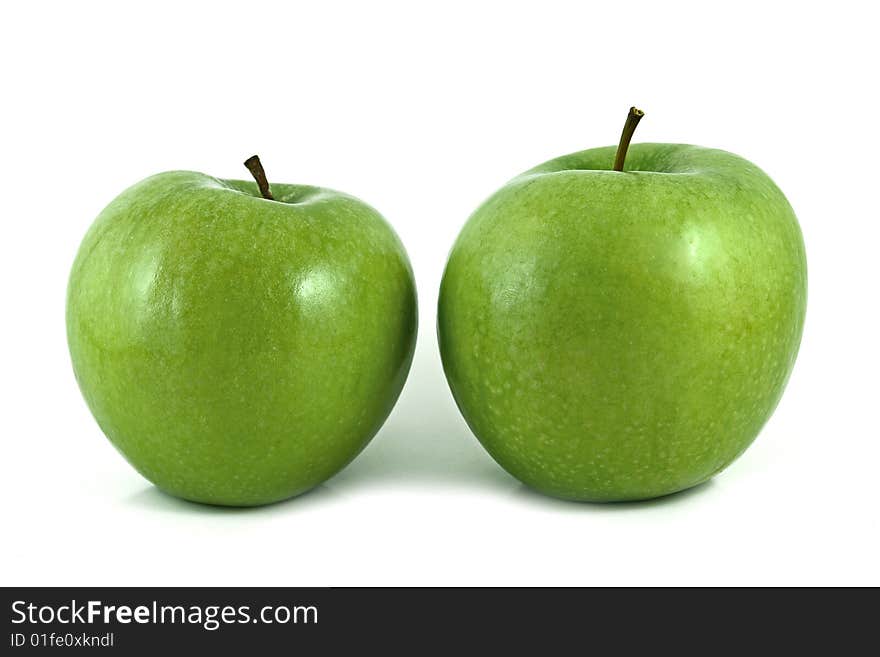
[67,156,417,506]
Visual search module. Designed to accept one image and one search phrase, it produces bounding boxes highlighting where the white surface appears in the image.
[1,0,877,586]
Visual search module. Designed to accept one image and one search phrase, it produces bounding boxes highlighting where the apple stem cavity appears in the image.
[244,155,275,200]
[612,107,645,172]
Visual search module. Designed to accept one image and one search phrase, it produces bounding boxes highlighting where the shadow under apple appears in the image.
[509,477,717,512]
[125,481,342,515]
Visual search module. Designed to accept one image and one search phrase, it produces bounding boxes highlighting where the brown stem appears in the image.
[243,155,274,200]
[612,107,645,172]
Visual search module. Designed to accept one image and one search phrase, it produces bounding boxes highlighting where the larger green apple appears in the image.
[67,158,417,506]
[438,114,806,502]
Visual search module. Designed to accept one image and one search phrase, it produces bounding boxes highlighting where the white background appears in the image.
[1,1,877,586]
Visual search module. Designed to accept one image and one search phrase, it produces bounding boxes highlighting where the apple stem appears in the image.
[244,155,275,200]
[612,107,645,172]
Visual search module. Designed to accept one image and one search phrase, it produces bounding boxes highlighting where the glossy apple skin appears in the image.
[67,172,417,506]
[439,144,806,501]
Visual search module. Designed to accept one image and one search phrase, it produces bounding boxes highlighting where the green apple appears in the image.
[438,110,806,502]
[67,157,417,506]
